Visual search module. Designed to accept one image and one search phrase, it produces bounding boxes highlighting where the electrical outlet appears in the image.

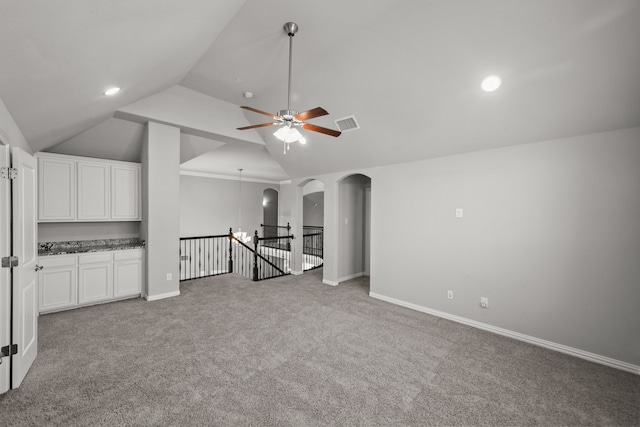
[166,273,172,281]
[447,290,454,299]
[480,297,489,308]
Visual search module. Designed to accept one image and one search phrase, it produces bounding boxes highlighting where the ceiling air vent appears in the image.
[335,115,360,132]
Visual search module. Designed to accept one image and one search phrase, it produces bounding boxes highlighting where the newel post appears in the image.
[228,228,233,273]
[253,230,259,281]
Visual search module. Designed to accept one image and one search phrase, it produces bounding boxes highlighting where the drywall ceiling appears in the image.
[1,0,639,180]
[0,0,246,152]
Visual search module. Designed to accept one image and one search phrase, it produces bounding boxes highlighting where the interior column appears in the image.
[140,121,181,300]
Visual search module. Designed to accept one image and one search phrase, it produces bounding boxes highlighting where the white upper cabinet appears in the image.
[77,161,110,221]
[36,153,141,222]
[38,156,76,221]
[111,165,140,221]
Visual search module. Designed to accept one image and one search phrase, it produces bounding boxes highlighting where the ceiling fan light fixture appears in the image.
[236,22,341,152]
[273,126,302,143]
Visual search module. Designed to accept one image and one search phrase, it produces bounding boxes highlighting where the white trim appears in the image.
[322,279,339,286]
[369,292,640,376]
[338,272,364,283]
[291,270,303,276]
[179,170,283,184]
[35,151,139,167]
[280,179,292,185]
[145,290,180,302]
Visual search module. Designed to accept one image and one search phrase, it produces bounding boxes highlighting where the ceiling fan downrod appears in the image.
[283,22,298,114]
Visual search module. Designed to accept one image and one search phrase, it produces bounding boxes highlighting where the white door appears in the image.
[11,148,38,388]
[0,145,10,394]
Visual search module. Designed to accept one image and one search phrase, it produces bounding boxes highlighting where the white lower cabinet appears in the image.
[78,253,113,305]
[38,249,143,314]
[38,255,77,312]
[114,250,143,298]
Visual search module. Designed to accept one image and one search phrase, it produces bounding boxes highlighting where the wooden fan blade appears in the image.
[240,106,278,119]
[301,123,341,137]
[237,122,278,130]
[294,107,328,122]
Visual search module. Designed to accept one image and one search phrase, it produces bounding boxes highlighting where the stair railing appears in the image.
[180,226,299,282]
[302,226,323,271]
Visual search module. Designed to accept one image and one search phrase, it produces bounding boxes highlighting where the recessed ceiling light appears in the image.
[104,87,120,96]
[481,76,501,92]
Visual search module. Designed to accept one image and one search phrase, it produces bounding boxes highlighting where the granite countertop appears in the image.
[38,238,145,256]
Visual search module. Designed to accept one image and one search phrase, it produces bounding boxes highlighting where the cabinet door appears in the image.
[114,259,142,298]
[77,161,109,221]
[38,157,75,221]
[78,261,113,305]
[38,264,77,313]
[111,165,140,220]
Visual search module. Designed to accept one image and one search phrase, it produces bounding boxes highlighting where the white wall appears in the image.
[282,127,640,368]
[180,174,279,238]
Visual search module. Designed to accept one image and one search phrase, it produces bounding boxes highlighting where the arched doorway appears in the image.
[337,174,372,284]
[301,180,324,271]
[262,188,278,238]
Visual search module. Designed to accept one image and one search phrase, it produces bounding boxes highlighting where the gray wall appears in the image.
[0,96,32,154]
[303,191,324,227]
[141,122,180,299]
[180,174,279,238]
[370,127,640,366]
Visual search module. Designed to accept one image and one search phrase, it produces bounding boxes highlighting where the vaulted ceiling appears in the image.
[1,0,639,181]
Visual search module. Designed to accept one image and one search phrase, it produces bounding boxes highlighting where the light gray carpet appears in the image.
[1,269,639,426]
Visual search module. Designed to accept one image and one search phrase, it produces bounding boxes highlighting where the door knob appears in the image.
[35,264,44,271]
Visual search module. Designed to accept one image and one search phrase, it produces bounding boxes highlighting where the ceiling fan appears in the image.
[237,22,341,154]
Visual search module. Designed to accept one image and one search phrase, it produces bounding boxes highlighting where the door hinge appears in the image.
[1,256,18,268]
[0,344,18,358]
[0,167,17,179]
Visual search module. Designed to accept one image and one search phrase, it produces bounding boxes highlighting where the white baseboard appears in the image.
[145,290,180,302]
[369,292,640,376]
[323,272,365,287]
[291,270,303,276]
[338,272,364,283]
